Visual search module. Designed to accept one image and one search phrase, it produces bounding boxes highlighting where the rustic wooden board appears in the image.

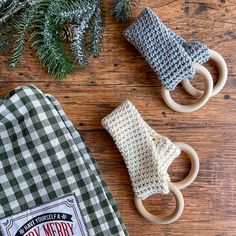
[0,0,236,235]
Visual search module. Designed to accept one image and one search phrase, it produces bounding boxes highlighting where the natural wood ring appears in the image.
[134,182,184,224]
[172,142,199,190]
[162,63,213,112]
[182,49,228,97]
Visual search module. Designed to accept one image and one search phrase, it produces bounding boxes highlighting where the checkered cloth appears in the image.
[0,85,128,236]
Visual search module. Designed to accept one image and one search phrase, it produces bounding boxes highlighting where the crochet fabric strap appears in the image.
[167,26,210,65]
[123,7,210,91]
[0,86,127,236]
[102,100,181,200]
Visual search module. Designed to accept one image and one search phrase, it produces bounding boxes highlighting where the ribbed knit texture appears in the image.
[102,100,181,200]
[123,8,210,91]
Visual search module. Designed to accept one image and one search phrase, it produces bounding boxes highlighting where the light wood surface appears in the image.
[0,0,236,235]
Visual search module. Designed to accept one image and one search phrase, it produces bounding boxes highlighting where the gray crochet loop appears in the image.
[168,29,210,64]
[123,7,210,91]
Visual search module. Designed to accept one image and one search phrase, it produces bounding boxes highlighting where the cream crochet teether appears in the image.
[123,8,227,112]
[102,100,199,224]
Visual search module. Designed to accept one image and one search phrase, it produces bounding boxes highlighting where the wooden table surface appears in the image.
[0,0,236,235]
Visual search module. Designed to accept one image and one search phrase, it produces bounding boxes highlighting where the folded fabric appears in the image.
[123,7,210,91]
[102,100,180,199]
[0,85,127,236]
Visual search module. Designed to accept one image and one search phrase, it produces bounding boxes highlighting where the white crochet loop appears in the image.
[102,100,199,198]
[102,101,200,224]
[102,100,181,199]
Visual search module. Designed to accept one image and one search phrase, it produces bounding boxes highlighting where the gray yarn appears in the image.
[123,8,210,91]
[171,31,210,65]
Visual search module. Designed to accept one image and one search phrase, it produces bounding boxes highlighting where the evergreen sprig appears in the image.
[71,4,97,66]
[87,0,104,57]
[0,17,15,52]
[8,4,41,67]
[111,0,139,22]
[0,34,12,52]
[0,0,105,79]
[32,14,74,79]
[0,0,137,79]
[0,0,32,25]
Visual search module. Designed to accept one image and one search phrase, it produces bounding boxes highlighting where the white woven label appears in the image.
[0,194,88,236]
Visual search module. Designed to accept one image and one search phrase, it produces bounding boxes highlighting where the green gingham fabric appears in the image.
[0,85,128,236]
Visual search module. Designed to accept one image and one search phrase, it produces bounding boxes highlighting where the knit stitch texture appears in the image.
[123,8,210,91]
[102,100,181,200]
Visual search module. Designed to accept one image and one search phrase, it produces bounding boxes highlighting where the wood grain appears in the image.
[0,0,236,235]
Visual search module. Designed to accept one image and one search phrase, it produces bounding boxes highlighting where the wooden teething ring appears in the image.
[172,142,199,190]
[134,182,184,224]
[134,142,199,224]
[182,50,228,97]
[162,63,213,112]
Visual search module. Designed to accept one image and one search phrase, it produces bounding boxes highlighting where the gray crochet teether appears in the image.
[123,7,210,91]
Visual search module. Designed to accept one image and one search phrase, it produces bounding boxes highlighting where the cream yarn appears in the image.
[102,100,181,200]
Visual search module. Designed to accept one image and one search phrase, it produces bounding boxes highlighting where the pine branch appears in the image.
[0,0,34,25]
[31,14,74,79]
[0,16,15,52]
[87,0,104,57]
[0,34,12,52]
[50,0,93,25]
[8,0,52,67]
[111,0,139,22]
[0,0,105,79]
[71,5,97,65]
[8,6,37,67]
[0,0,19,23]
[8,13,30,67]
